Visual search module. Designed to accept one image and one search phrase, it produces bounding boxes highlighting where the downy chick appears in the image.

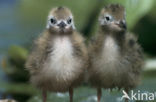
[25,7,88,102]
[88,4,143,102]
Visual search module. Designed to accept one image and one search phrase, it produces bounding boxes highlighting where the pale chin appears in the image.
[46,24,76,30]
[65,25,75,30]
[110,24,124,31]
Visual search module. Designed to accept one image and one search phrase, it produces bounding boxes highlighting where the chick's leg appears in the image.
[97,88,102,102]
[69,87,73,102]
[42,90,47,102]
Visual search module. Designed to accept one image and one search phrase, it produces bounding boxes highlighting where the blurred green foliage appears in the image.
[8,45,28,65]
[132,0,156,55]
[18,0,154,36]
[2,45,29,82]
[0,45,38,101]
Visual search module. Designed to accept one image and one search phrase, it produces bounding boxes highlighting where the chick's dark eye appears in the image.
[105,16,110,21]
[67,18,72,24]
[50,18,56,24]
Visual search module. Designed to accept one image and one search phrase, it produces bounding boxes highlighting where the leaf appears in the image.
[8,45,28,62]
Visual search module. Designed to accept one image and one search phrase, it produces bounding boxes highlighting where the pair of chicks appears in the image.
[26,4,143,102]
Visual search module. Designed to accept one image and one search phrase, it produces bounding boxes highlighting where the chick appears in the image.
[25,7,88,102]
[88,4,143,102]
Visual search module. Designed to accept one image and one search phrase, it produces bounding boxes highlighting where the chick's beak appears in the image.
[57,21,67,29]
[119,20,127,29]
[113,20,127,29]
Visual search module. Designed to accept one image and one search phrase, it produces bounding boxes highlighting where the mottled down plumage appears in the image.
[26,30,88,92]
[89,32,143,89]
[25,7,88,102]
[88,4,144,102]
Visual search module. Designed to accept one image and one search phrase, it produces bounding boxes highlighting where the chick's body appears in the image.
[89,32,143,89]
[25,7,88,102]
[88,4,143,102]
[27,31,87,92]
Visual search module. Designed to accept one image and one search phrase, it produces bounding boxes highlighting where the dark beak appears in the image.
[119,20,127,29]
[58,21,66,28]
[114,20,127,30]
